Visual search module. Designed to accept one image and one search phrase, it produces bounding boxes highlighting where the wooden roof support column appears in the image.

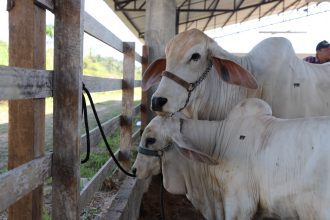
[52,0,84,219]
[8,0,46,219]
[144,0,176,123]
[140,45,149,135]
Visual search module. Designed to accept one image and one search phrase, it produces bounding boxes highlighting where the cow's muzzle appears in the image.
[151,96,168,111]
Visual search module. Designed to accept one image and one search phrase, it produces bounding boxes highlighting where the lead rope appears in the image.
[159,157,165,220]
[81,83,136,177]
[81,94,90,164]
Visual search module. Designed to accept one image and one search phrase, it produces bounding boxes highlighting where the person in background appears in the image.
[304,40,330,64]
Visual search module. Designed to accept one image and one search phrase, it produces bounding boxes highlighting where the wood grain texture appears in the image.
[0,66,52,100]
[52,0,84,219]
[8,0,46,219]
[0,68,141,100]
[119,42,135,163]
[83,76,122,92]
[0,155,52,213]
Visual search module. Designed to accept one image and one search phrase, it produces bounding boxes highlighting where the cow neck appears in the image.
[195,68,248,121]
[180,119,225,158]
[177,150,225,220]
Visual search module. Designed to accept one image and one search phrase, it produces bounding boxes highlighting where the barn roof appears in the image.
[104,0,314,39]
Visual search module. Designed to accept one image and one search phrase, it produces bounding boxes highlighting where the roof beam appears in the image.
[241,4,259,23]
[178,0,190,9]
[222,0,245,27]
[185,0,192,31]
[283,0,301,11]
[260,0,283,18]
[114,0,146,11]
[178,0,282,27]
[202,0,220,31]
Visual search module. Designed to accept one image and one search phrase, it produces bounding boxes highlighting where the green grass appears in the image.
[42,208,51,220]
[0,167,7,175]
[80,130,121,178]
[80,152,110,178]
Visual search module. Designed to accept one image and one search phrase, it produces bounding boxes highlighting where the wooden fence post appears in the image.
[119,42,135,168]
[52,0,84,219]
[140,45,149,135]
[8,0,45,219]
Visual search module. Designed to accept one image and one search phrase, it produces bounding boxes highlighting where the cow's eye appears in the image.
[190,53,201,61]
[146,137,156,147]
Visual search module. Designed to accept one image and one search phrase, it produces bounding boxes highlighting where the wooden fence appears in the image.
[0,0,147,219]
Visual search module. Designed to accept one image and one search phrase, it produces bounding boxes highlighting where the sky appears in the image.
[0,0,330,57]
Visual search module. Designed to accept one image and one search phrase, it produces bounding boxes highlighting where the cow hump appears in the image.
[227,98,272,119]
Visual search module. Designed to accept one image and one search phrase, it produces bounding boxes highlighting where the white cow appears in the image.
[143,29,330,120]
[133,98,330,220]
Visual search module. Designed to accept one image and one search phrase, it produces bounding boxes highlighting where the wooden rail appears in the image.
[0,154,52,212]
[0,67,142,100]
[0,66,52,100]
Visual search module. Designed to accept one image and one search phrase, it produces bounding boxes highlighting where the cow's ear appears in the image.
[142,58,166,91]
[172,135,218,165]
[212,57,258,89]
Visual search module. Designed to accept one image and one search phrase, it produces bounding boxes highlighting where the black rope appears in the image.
[160,174,165,220]
[81,94,90,164]
[159,157,166,220]
[82,83,136,177]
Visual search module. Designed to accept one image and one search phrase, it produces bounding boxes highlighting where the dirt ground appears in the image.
[139,175,205,220]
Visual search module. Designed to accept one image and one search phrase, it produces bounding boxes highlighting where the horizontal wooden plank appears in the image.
[84,12,123,53]
[132,129,140,144]
[79,150,119,211]
[83,77,141,93]
[0,65,52,100]
[84,12,142,63]
[83,76,122,92]
[134,80,141,88]
[0,67,141,101]
[101,177,149,220]
[0,154,52,212]
[34,0,54,12]
[135,53,142,63]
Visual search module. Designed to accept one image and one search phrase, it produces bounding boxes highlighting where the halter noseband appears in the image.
[138,143,172,157]
[161,61,213,113]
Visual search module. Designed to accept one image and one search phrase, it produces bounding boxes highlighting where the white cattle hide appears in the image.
[133,98,330,219]
[143,29,330,120]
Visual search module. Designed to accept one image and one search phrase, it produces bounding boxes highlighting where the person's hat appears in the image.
[316,40,330,51]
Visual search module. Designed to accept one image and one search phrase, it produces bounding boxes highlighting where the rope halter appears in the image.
[138,143,172,158]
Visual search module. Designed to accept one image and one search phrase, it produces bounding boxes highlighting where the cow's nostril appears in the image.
[151,97,168,111]
[132,167,137,175]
